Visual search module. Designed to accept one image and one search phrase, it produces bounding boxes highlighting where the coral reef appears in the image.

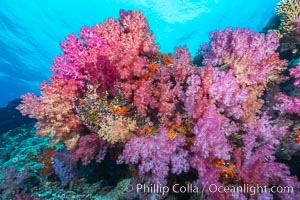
[9,8,300,200]
[276,0,300,34]
[0,166,35,199]
[0,125,50,199]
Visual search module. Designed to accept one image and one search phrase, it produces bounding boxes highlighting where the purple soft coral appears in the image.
[232,115,300,199]
[191,105,236,160]
[182,74,202,118]
[190,105,237,200]
[0,166,33,197]
[117,128,189,184]
[53,149,77,186]
[290,61,300,88]
[275,61,300,115]
[242,113,287,158]
[296,18,300,33]
[202,28,285,86]
[209,69,248,119]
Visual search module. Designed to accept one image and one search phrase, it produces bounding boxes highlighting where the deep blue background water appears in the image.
[0,0,279,107]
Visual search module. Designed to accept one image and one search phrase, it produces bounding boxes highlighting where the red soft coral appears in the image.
[94,10,158,81]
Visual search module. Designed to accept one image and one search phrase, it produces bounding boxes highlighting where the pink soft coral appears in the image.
[128,46,195,118]
[133,66,183,117]
[202,28,288,123]
[172,46,195,82]
[182,74,202,118]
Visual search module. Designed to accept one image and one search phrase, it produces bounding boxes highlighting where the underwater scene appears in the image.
[1,0,300,199]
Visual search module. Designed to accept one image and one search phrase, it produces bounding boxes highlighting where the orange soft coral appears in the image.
[98,114,137,143]
[17,76,82,149]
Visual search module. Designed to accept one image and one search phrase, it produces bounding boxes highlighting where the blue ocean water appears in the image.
[0,0,278,107]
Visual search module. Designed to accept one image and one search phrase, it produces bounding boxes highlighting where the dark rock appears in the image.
[0,98,36,134]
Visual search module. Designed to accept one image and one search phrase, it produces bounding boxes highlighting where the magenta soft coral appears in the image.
[51,10,158,97]
[182,66,249,120]
[74,133,109,165]
[51,26,109,81]
[242,114,287,157]
[233,146,300,200]
[51,26,117,95]
[182,74,202,118]
[51,33,88,82]
[275,93,300,115]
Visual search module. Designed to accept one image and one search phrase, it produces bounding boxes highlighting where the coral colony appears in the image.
[14,1,300,199]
